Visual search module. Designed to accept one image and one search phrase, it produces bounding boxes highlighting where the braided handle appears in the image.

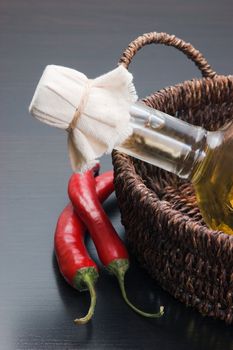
[119,32,216,78]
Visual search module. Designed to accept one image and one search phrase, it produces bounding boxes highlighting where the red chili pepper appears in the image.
[68,170,164,318]
[94,170,114,202]
[55,169,114,325]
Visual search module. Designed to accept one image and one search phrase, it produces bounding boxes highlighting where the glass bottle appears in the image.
[115,101,233,235]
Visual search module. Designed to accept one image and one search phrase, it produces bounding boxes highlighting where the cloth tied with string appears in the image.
[29,64,138,172]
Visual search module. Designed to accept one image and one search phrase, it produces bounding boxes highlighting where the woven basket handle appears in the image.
[119,32,216,78]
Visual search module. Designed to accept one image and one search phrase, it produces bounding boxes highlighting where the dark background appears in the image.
[1,1,233,349]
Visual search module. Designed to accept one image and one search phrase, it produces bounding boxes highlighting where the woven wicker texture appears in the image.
[112,32,233,324]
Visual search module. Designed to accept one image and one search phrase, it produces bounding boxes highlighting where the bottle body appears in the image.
[115,102,233,235]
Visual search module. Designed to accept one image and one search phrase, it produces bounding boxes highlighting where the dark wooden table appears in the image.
[1,1,233,349]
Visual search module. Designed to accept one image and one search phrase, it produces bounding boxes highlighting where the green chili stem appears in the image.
[117,269,164,318]
[74,274,97,325]
[108,259,164,318]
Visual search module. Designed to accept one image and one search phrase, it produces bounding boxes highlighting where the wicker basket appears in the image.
[112,32,233,324]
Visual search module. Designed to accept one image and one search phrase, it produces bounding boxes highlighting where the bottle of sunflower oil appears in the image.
[116,101,233,234]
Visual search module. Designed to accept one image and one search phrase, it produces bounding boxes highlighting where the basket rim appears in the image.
[142,74,233,113]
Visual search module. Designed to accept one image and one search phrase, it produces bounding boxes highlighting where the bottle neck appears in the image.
[116,101,210,179]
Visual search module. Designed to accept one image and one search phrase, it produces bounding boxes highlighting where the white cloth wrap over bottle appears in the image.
[29,64,138,172]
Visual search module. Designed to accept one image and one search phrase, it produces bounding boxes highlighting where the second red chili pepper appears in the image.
[68,170,164,318]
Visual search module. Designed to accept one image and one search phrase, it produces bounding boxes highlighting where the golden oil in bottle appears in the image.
[116,102,233,235]
[191,125,233,234]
